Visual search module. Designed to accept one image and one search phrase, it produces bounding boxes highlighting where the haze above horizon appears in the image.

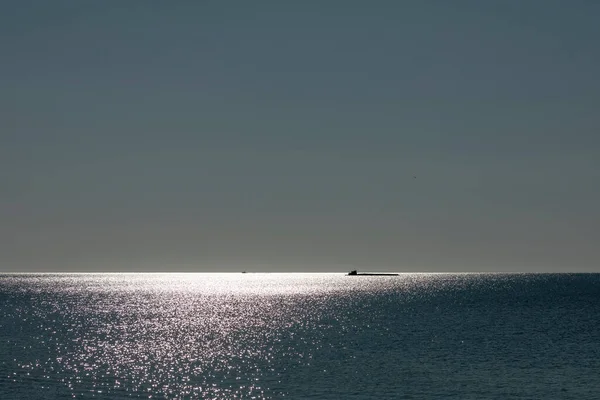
[2,1,599,272]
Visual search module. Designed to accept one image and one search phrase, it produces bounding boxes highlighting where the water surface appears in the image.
[1,273,599,399]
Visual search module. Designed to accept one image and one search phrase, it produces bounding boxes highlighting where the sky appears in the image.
[2,1,599,272]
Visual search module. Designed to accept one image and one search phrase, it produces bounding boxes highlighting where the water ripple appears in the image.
[1,273,599,399]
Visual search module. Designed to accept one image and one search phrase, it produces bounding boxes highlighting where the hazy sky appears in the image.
[2,1,599,272]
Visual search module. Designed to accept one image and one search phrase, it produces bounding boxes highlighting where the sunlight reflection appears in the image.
[1,272,448,398]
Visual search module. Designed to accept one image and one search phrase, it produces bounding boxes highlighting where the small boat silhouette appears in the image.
[347,270,398,276]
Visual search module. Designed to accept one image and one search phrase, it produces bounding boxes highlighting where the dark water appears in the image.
[1,273,599,399]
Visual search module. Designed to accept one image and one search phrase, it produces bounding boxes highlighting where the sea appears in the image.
[1,273,599,399]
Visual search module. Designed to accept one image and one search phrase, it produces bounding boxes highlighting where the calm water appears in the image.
[1,273,599,399]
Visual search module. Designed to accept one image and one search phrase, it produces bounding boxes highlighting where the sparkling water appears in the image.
[1,273,599,399]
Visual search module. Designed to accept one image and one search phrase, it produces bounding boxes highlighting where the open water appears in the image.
[1,273,599,399]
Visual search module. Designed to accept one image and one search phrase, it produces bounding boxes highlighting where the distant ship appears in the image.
[347,270,399,276]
